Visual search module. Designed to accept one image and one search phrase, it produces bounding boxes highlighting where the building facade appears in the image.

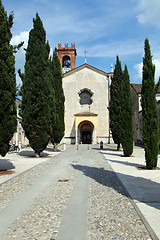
[11,98,29,148]
[58,44,113,144]
[131,84,160,144]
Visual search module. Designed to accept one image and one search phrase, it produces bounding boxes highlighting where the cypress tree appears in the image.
[0,0,17,157]
[120,65,134,156]
[109,56,123,150]
[20,13,52,157]
[141,38,159,169]
[50,48,65,150]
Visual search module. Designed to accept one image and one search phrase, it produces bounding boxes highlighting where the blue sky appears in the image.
[4,0,160,85]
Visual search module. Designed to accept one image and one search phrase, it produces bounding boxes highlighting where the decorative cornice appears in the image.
[74,111,98,116]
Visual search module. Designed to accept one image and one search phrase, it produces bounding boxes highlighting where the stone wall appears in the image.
[62,66,109,144]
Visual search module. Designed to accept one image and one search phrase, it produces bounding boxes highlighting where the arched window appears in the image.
[79,89,93,105]
[62,55,71,68]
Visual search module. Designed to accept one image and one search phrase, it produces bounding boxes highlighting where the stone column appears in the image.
[94,128,97,144]
[16,125,18,146]
[75,128,78,144]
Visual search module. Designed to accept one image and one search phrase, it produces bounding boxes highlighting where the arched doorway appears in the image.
[79,121,94,144]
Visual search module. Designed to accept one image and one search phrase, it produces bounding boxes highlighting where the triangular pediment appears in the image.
[63,63,109,78]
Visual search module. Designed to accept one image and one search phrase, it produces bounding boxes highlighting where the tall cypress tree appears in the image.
[50,48,65,150]
[141,38,159,169]
[120,65,134,156]
[20,13,52,157]
[109,56,123,150]
[0,0,17,157]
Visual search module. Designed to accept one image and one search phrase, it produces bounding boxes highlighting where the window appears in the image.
[79,89,93,105]
[62,55,71,68]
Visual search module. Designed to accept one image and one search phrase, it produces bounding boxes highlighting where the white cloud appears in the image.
[153,59,160,81]
[11,31,29,48]
[42,0,135,46]
[137,0,160,27]
[134,62,143,82]
[134,58,160,83]
[11,31,29,85]
[78,40,143,58]
[11,31,54,85]
[45,11,110,45]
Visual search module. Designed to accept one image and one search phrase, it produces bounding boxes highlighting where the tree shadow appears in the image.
[92,147,107,150]
[0,159,15,171]
[92,147,119,152]
[104,158,145,168]
[71,164,160,210]
[45,147,61,152]
[45,147,54,152]
[100,151,124,157]
[71,164,124,194]
[19,150,49,157]
[92,144,124,155]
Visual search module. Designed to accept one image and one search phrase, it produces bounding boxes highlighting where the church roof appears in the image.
[74,111,98,116]
[131,83,160,94]
[131,84,142,94]
[63,63,109,78]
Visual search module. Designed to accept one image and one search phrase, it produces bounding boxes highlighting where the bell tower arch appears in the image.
[57,43,77,74]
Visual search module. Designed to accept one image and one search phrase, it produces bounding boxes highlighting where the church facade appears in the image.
[58,44,113,144]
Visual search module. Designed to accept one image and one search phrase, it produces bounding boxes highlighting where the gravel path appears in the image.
[0,145,152,239]
[87,148,151,240]
[0,153,62,211]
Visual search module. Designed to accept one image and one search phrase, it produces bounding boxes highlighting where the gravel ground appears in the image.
[0,145,152,240]
[0,153,61,211]
[87,149,151,240]
[2,164,78,240]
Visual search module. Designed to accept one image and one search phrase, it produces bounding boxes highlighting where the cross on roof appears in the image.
[84,49,87,63]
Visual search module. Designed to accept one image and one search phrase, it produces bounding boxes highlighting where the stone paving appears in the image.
[0,145,153,239]
[0,146,60,184]
[87,148,151,240]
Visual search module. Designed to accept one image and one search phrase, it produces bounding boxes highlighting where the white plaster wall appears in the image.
[63,67,109,142]
[11,98,29,147]
[138,93,160,112]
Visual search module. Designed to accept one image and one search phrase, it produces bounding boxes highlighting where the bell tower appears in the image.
[57,43,77,74]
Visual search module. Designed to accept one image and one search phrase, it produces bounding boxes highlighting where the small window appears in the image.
[62,55,71,68]
[79,89,93,105]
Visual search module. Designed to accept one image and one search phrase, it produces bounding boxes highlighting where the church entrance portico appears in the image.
[74,112,98,144]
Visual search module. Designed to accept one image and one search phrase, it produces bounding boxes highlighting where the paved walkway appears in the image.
[0,146,60,184]
[0,144,159,239]
[101,144,160,240]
